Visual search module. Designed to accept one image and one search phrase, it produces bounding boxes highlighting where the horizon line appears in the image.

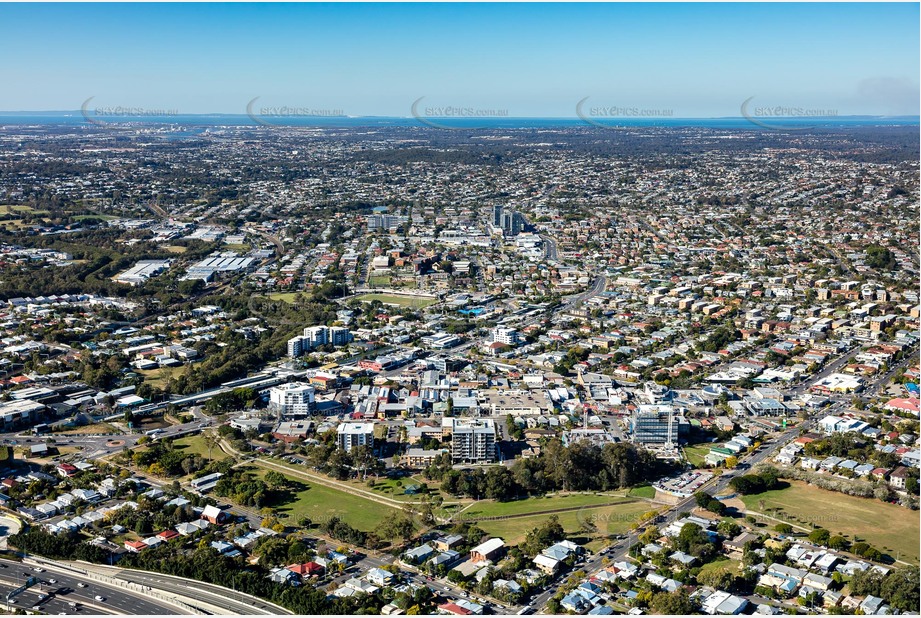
[0,111,919,121]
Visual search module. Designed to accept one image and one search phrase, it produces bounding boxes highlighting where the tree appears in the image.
[881,568,920,612]
[697,567,734,591]
[717,519,741,538]
[827,535,850,551]
[264,471,288,490]
[639,526,659,545]
[203,431,221,461]
[649,590,698,615]
[807,528,830,546]
[849,567,885,597]
[774,523,794,534]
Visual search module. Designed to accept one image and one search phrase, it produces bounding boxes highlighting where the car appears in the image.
[48,578,57,584]
[94,596,105,602]
[32,605,42,611]
[33,567,44,572]
[68,602,78,608]
[77,583,87,588]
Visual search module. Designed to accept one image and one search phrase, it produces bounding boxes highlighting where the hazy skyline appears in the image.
[2,2,919,118]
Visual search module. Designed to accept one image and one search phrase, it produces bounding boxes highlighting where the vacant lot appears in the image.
[173,434,227,462]
[741,480,920,564]
[698,556,743,576]
[254,468,399,532]
[683,443,713,467]
[627,485,656,499]
[53,422,120,436]
[355,293,437,308]
[138,362,202,388]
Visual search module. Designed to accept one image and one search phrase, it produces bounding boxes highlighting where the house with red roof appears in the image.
[438,602,473,615]
[124,540,147,553]
[156,529,180,542]
[55,463,78,478]
[884,398,919,415]
[286,562,325,578]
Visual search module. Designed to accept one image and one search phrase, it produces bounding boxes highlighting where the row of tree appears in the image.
[428,440,673,499]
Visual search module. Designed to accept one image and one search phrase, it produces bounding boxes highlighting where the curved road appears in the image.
[110,568,291,615]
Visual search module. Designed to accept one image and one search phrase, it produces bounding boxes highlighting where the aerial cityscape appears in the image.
[0,2,918,616]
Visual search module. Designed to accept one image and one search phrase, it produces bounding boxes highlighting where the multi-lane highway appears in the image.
[0,557,181,615]
[107,569,290,615]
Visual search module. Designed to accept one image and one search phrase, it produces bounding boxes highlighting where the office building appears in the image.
[630,404,679,446]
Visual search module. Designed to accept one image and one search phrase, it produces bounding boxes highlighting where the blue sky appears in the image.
[1,3,918,117]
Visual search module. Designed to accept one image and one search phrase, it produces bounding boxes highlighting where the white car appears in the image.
[77,583,87,588]
[33,567,44,572]
[48,578,57,584]
[95,596,105,602]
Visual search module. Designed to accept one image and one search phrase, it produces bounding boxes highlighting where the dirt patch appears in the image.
[723,497,747,512]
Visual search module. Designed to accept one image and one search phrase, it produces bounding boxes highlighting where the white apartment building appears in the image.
[337,422,375,452]
[450,418,497,464]
[491,327,521,346]
[268,382,316,417]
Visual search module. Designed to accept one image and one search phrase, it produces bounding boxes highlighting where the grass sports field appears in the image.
[355,293,438,308]
[741,480,920,564]
[459,493,633,519]
[267,292,301,303]
[254,468,400,532]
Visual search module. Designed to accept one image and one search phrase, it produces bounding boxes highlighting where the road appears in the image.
[2,415,210,461]
[109,569,290,615]
[540,234,559,261]
[559,275,608,312]
[0,557,181,615]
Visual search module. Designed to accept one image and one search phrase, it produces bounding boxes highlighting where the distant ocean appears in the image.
[0,113,917,129]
